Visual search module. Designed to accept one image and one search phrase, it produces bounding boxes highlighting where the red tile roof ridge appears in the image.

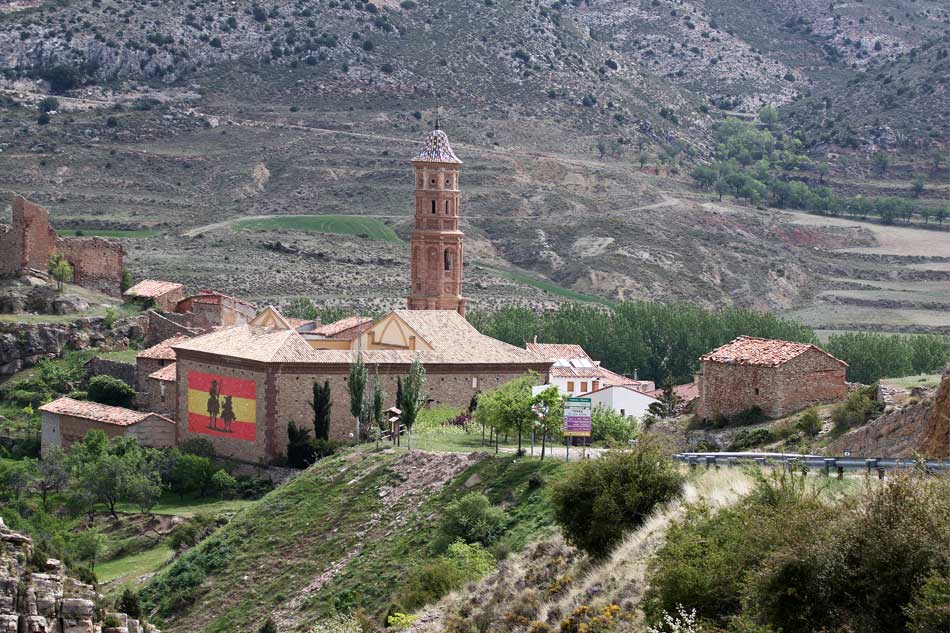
[38,397,174,426]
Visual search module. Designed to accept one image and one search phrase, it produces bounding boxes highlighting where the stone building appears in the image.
[0,196,124,296]
[39,397,176,454]
[407,129,467,316]
[143,363,178,419]
[135,334,189,392]
[124,279,185,312]
[695,336,848,420]
[170,308,550,463]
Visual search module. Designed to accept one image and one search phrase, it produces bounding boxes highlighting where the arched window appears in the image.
[431,200,436,214]
[445,200,450,214]
[444,249,452,271]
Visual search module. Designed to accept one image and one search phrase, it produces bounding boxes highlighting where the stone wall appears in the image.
[143,376,177,419]
[921,372,950,458]
[57,236,124,297]
[136,356,174,393]
[0,197,124,296]
[85,356,136,388]
[0,521,158,633]
[145,311,201,347]
[697,348,847,420]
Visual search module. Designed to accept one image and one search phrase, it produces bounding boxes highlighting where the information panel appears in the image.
[564,397,592,437]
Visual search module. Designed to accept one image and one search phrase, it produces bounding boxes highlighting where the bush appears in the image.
[795,408,821,436]
[551,441,684,558]
[437,492,507,549]
[87,375,135,408]
[591,405,636,445]
[728,428,774,451]
[398,541,494,611]
[258,618,277,633]
[830,388,882,434]
[103,614,122,627]
[39,97,59,112]
[116,587,142,619]
[180,438,215,458]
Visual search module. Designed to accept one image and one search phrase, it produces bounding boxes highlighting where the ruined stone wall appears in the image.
[85,356,136,388]
[0,226,16,277]
[920,372,950,458]
[57,236,124,297]
[698,349,847,420]
[11,197,57,273]
[145,310,201,346]
[136,356,173,393]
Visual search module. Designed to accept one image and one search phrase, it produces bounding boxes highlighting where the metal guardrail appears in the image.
[673,452,950,474]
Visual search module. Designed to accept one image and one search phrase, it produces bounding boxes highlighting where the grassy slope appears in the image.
[232,216,401,243]
[148,449,564,632]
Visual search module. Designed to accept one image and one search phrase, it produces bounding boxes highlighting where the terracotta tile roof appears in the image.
[39,397,174,426]
[700,336,846,367]
[173,325,318,363]
[136,335,191,361]
[286,318,314,329]
[412,130,462,164]
[550,366,606,379]
[526,343,589,360]
[647,382,700,402]
[312,316,373,338]
[186,291,257,309]
[148,362,177,382]
[124,280,183,298]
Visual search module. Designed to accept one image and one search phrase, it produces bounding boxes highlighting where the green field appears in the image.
[232,215,401,242]
[97,545,176,584]
[482,266,615,307]
[56,229,161,238]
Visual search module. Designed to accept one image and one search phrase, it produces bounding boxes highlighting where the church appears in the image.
[165,129,551,463]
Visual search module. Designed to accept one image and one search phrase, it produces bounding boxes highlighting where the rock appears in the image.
[51,295,90,315]
[60,599,95,618]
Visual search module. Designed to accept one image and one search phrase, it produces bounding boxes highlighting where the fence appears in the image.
[673,451,950,476]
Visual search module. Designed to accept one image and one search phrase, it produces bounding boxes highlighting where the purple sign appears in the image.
[564,397,592,437]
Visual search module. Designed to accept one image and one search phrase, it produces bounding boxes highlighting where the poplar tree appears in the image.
[398,356,427,451]
[348,354,368,442]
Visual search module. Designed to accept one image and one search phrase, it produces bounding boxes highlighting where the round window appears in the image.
[430,178,436,184]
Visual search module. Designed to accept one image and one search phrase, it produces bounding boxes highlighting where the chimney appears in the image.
[633,368,639,381]
[533,334,538,344]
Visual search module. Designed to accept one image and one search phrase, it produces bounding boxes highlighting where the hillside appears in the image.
[0,0,946,329]
[142,449,565,633]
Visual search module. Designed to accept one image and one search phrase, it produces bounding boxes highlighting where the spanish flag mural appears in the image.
[187,371,257,442]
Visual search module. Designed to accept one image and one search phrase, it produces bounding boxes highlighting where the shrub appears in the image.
[795,408,821,436]
[180,438,215,458]
[591,405,636,445]
[728,428,773,451]
[437,492,507,548]
[103,614,122,627]
[116,587,142,619]
[830,388,882,434]
[551,441,684,558]
[39,97,59,112]
[87,375,135,408]
[398,559,466,610]
[906,571,950,633]
[258,618,277,633]
[37,112,50,125]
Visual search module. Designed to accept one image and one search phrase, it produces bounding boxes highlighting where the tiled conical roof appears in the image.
[412,129,462,164]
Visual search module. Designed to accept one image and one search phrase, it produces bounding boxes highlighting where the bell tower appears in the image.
[407,127,466,316]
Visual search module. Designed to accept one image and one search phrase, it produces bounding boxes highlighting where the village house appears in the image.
[39,397,176,454]
[582,384,660,419]
[123,279,185,312]
[695,336,848,420]
[526,343,653,397]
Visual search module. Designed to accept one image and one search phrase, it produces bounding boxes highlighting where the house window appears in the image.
[444,249,452,271]
[567,381,575,393]
[445,200,450,214]
[754,388,760,395]
[592,381,599,391]
[581,382,588,393]
[431,200,436,214]
[472,376,478,389]
[620,409,625,416]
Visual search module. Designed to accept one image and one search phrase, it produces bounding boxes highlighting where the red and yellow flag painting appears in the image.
[187,371,257,442]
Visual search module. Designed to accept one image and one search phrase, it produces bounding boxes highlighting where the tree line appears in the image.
[468,302,950,385]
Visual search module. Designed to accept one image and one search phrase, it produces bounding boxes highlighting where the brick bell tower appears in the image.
[407,126,467,316]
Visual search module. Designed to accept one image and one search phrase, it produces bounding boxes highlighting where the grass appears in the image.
[96,545,176,584]
[144,448,567,632]
[116,493,258,517]
[232,215,402,242]
[56,229,161,238]
[880,373,943,389]
[481,265,614,307]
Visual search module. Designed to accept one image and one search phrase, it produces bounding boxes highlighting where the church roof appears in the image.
[412,129,462,164]
[173,324,318,363]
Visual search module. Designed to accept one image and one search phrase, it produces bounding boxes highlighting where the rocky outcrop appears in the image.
[0,518,158,633]
[920,373,950,458]
[828,372,950,458]
[0,315,145,375]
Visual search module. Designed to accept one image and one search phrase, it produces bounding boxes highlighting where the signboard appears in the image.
[564,397,592,437]
[187,371,257,441]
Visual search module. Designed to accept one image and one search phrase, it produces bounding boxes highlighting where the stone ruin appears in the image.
[0,518,158,633]
[0,197,124,297]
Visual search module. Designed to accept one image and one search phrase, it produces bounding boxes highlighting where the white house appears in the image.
[526,342,654,397]
[583,384,660,420]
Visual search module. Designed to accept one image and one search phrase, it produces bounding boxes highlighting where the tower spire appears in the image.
[407,129,466,316]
